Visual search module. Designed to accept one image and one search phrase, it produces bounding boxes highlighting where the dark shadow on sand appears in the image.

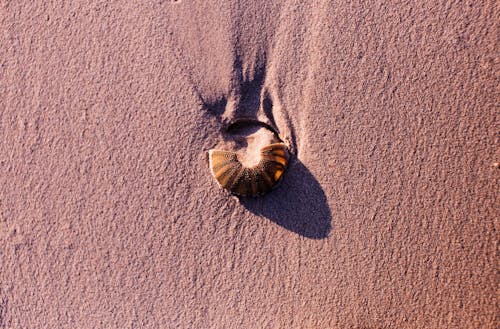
[240,160,332,239]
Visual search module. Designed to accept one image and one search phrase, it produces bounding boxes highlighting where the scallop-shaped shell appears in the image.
[208,143,289,197]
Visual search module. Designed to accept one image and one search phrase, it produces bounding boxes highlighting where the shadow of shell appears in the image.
[208,143,289,197]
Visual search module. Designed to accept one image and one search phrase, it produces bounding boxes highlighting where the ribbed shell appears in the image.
[208,143,289,197]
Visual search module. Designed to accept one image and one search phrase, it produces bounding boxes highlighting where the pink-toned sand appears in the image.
[0,1,498,328]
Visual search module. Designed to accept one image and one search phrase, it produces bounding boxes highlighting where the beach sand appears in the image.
[0,1,498,328]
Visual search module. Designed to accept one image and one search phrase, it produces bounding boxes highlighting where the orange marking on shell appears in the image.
[273,169,284,181]
[262,153,287,166]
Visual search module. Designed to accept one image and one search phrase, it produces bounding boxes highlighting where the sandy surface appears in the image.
[0,1,498,328]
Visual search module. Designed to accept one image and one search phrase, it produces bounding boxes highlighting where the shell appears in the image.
[208,142,290,197]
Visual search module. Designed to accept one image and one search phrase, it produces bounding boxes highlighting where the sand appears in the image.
[0,1,498,328]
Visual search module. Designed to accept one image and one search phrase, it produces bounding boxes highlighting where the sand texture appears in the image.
[0,1,498,328]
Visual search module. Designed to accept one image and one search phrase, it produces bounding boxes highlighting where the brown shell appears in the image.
[208,143,290,197]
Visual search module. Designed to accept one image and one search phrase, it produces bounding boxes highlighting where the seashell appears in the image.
[208,142,290,197]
